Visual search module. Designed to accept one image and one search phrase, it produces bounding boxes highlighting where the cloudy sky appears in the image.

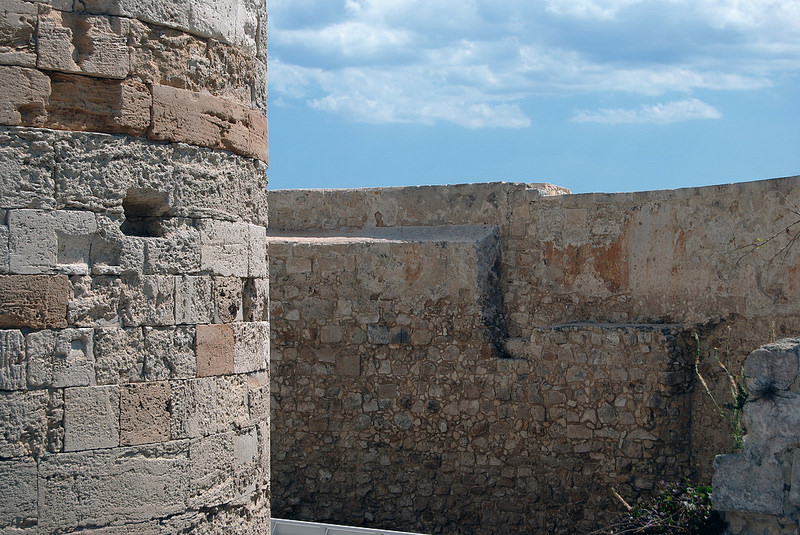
[266,0,800,193]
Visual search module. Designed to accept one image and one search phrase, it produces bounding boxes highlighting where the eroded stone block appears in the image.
[0,128,56,210]
[8,209,96,274]
[175,275,213,324]
[26,328,95,388]
[119,274,175,327]
[63,385,120,451]
[0,0,37,67]
[68,275,123,327]
[233,321,268,374]
[0,65,49,125]
[213,276,244,323]
[38,442,191,531]
[171,375,248,438]
[0,389,49,457]
[0,458,37,531]
[144,326,196,380]
[0,274,69,329]
[120,381,171,446]
[198,219,249,277]
[196,323,234,377]
[0,329,25,390]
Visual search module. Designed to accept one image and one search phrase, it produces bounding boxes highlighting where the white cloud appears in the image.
[267,0,800,128]
[571,98,723,124]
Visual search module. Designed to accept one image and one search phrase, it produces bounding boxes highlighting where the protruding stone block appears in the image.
[120,382,171,446]
[63,385,120,451]
[26,328,95,388]
[0,274,69,329]
[0,329,25,390]
[196,324,234,377]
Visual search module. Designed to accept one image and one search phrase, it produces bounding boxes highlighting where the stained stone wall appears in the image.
[0,0,270,533]
[269,177,800,533]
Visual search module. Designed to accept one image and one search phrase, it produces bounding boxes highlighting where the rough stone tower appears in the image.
[0,0,270,532]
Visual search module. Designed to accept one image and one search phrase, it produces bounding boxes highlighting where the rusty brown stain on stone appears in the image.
[543,235,629,293]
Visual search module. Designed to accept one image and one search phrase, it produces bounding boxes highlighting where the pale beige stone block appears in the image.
[170,375,249,439]
[63,385,120,451]
[0,0,37,67]
[0,329,25,390]
[198,219,250,277]
[195,323,234,377]
[0,65,49,125]
[8,209,97,274]
[0,390,49,457]
[233,321,268,374]
[26,328,95,388]
[0,458,37,530]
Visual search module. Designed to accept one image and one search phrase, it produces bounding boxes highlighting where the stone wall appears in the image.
[0,1,270,533]
[269,177,800,533]
[713,338,800,533]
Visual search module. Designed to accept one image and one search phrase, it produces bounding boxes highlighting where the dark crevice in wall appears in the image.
[476,229,519,360]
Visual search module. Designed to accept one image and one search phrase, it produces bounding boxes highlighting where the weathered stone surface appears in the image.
[68,275,123,327]
[63,385,120,451]
[0,66,49,125]
[36,8,130,79]
[47,74,152,136]
[0,274,69,329]
[248,223,268,277]
[120,381,171,445]
[0,458,37,530]
[0,0,37,67]
[0,128,56,210]
[8,209,96,274]
[119,274,175,327]
[0,389,49,457]
[143,222,202,274]
[196,324,234,377]
[213,277,244,323]
[175,275,214,324]
[243,277,269,322]
[0,329,25,390]
[198,219,250,277]
[26,328,94,388]
[233,321,268,374]
[744,338,800,392]
[93,326,144,384]
[171,375,249,438]
[38,442,191,531]
[143,326,196,380]
[149,84,268,162]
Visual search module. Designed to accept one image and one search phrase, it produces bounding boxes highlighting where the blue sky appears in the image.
[266,0,800,193]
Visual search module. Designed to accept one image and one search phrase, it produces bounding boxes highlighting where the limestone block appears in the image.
[149,84,268,162]
[36,9,130,79]
[37,442,191,531]
[53,132,172,214]
[8,209,96,274]
[91,213,146,275]
[93,326,143,384]
[47,74,151,136]
[0,329,25,390]
[68,275,123,327]
[120,381,171,446]
[63,385,120,451]
[0,128,56,210]
[143,222,202,274]
[0,458,37,531]
[0,211,7,274]
[0,0,37,67]
[175,275,214,324]
[0,274,69,329]
[246,371,269,425]
[143,326,196,380]
[243,277,269,322]
[233,321,269,374]
[26,328,95,388]
[712,450,784,515]
[198,219,250,277]
[213,276,244,324]
[171,375,249,438]
[0,389,49,457]
[119,274,175,327]
[248,223,268,278]
[196,323,234,377]
[0,65,49,125]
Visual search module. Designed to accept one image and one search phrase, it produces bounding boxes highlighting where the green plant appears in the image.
[591,481,724,534]
[693,333,748,452]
